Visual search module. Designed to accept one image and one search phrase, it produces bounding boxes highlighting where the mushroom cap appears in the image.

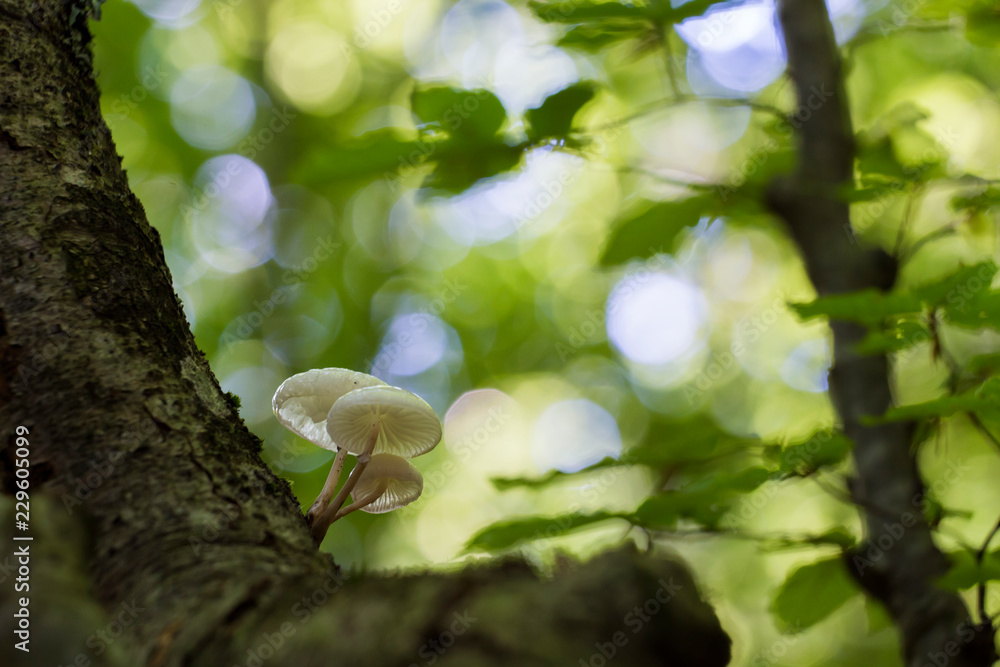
[272,368,386,450]
[326,385,442,458]
[353,454,423,514]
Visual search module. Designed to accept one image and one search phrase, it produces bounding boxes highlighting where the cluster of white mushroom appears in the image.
[271,368,442,543]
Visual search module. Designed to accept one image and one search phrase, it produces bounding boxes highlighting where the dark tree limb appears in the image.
[769,1,996,665]
[0,1,731,666]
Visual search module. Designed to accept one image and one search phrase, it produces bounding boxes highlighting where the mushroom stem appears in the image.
[312,423,380,543]
[330,480,389,523]
[305,447,348,528]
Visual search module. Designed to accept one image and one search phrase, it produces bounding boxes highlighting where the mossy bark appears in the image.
[0,2,731,665]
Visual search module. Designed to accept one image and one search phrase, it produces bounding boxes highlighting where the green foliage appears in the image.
[791,262,1000,363]
[491,457,622,491]
[600,194,710,266]
[465,511,630,552]
[90,1,1000,661]
[556,24,652,51]
[769,432,854,476]
[411,86,508,141]
[524,82,597,143]
[529,0,726,26]
[938,549,1000,590]
[854,102,947,186]
[477,423,851,552]
[634,467,774,529]
[871,377,1000,423]
[854,319,931,355]
[790,290,923,326]
[528,0,645,23]
[771,557,858,632]
[294,130,425,183]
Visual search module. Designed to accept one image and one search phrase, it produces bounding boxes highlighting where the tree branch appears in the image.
[0,2,731,665]
[768,1,996,665]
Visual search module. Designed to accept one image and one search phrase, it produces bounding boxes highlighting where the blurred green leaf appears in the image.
[634,414,759,464]
[634,491,723,529]
[771,557,857,632]
[938,549,1000,590]
[790,290,923,325]
[557,23,651,51]
[493,416,759,491]
[491,457,622,491]
[804,529,858,549]
[635,467,774,529]
[421,141,524,195]
[464,511,629,552]
[294,129,426,183]
[646,0,727,22]
[941,292,1000,329]
[525,82,598,142]
[856,136,908,182]
[774,432,853,476]
[914,261,998,307]
[855,103,947,185]
[599,194,710,266]
[530,0,724,25]
[529,0,647,23]
[966,3,1000,45]
[871,377,1000,423]
[952,186,1000,212]
[855,319,931,355]
[966,352,1000,376]
[411,86,507,141]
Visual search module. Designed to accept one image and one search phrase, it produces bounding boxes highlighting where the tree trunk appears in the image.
[770,1,996,665]
[0,2,731,666]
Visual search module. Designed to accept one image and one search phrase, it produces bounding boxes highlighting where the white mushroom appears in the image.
[325,385,442,459]
[312,385,441,542]
[328,454,423,523]
[272,368,385,450]
[271,368,385,524]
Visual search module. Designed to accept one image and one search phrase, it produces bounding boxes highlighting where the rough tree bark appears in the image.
[0,1,731,666]
[769,1,997,665]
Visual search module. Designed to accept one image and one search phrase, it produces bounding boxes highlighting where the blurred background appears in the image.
[91,0,1000,664]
